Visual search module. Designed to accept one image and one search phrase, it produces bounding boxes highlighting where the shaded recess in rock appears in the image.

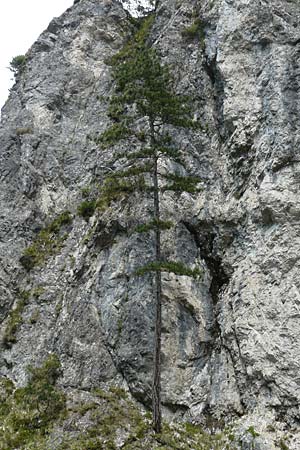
[183,220,231,305]
[203,54,226,139]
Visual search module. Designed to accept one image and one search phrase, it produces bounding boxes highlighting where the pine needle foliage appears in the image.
[99,14,201,434]
[136,261,201,278]
[9,55,26,78]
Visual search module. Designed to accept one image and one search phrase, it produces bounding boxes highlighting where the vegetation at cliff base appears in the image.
[0,355,66,450]
[57,387,237,450]
[0,373,249,449]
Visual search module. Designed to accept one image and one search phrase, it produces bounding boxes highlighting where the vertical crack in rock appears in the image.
[203,54,227,140]
[183,221,248,413]
[183,221,229,306]
[228,140,256,199]
[182,220,229,350]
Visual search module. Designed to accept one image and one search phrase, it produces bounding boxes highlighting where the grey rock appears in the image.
[0,0,300,448]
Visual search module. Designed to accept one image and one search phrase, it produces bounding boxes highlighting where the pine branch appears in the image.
[135,260,201,278]
[126,148,155,160]
[98,123,131,148]
[97,175,148,209]
[110,164,153,179]
[161,174,201,193]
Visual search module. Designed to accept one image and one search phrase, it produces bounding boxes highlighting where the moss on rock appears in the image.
[0,355,66,450]
[20,212,73,270]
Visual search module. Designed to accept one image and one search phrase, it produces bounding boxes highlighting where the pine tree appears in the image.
[99,16,201,433]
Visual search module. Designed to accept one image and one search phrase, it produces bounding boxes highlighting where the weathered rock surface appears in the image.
[1,0,300,448]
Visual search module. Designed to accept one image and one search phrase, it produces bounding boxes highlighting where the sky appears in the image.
[0,0,73,110]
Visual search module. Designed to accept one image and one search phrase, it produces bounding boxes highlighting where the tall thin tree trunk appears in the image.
[152,155,162,433]
[151,123,162,434]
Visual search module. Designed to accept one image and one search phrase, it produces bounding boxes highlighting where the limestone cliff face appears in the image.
[1,0,300,448]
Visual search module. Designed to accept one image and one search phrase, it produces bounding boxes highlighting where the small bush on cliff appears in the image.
[181,19,205,47]
[77,200,96,220]
[2,295,29,348]
[20,211,73,270]
[9,55,26,77]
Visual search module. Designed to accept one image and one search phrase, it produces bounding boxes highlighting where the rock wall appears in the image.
[0,0,300,448]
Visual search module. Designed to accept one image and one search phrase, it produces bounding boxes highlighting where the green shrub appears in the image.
[9,55,26,77]
[279,438,290,450]
[20,212,73,270]
[181,19,205,45]
[80,186,92,198]
[2,287,47,347]
[31,286,45,299]
[48,211,72,233]
[247,426,260,438]
[77,200,96,219]
[2,298,28,348]
[58,386,236,449]
[0,355,66,450]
